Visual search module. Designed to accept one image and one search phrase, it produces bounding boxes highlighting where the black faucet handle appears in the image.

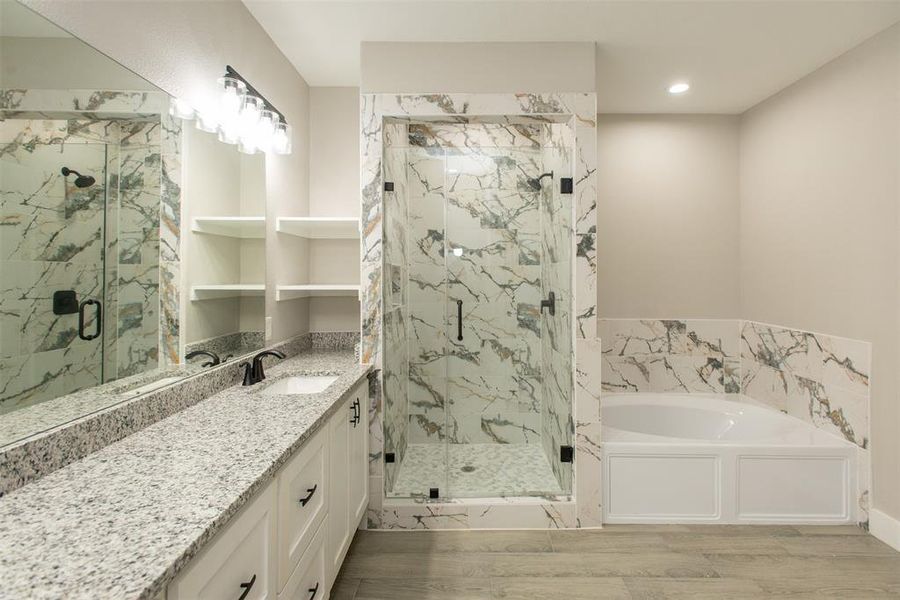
[248,350,286,384]
[240,362,254,386]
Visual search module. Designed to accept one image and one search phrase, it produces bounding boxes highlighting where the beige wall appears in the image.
[24,0,312,343]
[597,115,741,318]
[360,42,595,93]
[740,24,900,520]
[308,87,361,332]
[182,126,266,344]
[0,37,156,90]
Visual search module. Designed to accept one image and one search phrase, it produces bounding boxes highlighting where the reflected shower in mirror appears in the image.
[0,1,266,447]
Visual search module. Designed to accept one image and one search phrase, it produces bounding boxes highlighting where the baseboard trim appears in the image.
[870,508,900,551]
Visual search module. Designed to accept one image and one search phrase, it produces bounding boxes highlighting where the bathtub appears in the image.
[601,394,858,525]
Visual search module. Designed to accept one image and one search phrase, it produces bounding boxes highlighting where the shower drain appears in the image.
[461,465,476,473]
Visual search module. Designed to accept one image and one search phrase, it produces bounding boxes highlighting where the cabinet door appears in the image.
[326,397,351,586]
[168,482,277,600]
[348,380,369,528]
[277,426,327,593]
[278,521,327,600]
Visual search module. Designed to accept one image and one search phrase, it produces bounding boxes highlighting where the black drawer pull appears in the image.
[237,573,256,600]
[308,582,319,599]
[299,484,317,507]
[351,398,361,427]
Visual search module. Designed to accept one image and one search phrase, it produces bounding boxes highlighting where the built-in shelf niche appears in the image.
[191,216,266,238]
[190,284,266,301]
[275,284,360,302]
[276,217,359,239]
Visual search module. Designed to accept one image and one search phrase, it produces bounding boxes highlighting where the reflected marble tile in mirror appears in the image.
[0,0,266,447]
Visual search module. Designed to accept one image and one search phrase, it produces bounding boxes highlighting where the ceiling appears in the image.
[243,0,900,113]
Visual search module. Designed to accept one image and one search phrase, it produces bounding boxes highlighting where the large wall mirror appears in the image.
[0,1,267,447]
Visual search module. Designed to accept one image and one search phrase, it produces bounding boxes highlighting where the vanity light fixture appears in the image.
[168,97,195,120]
[170,65,292,155]
[668,82,690,95]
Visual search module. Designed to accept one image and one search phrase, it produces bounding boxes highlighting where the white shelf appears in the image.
[192,216,266,238]
[276,217,359,239]
[276,284,361,302]
[190,284,265,301]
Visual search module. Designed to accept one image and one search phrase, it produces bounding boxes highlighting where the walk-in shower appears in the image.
[381,120,575,500]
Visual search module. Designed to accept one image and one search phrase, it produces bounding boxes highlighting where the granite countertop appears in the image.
[0,349,371,600]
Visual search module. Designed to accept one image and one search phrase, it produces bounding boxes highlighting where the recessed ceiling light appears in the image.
[668,82,690,95]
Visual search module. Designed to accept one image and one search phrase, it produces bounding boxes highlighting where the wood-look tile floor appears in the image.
[331,525,900,599]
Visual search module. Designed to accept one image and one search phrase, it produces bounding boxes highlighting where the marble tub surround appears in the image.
[0,331,359,496]
[740,321,870,449]
[600,319,742,395]
[362,93,599,528]
[599,317,871,526]
[0,347,370,599]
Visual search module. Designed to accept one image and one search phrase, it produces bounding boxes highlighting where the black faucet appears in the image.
[186,349,221,367]
[242,350,286,386]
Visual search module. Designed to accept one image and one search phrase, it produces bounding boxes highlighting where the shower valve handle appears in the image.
[540,291,556,316]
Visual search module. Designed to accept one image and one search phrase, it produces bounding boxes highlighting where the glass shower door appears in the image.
[444,130,563,498]
[0,133,107,414]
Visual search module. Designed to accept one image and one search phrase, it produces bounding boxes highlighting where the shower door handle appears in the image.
[540,291,556,316]
[78,299,102,341]
[456,300,463,341]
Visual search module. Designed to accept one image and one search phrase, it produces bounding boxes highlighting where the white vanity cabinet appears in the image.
[326,379,368,587]
[166,375,369,600]
[167,483,277,600]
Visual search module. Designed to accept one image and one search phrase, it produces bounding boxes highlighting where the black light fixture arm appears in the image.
[225,65,287,125]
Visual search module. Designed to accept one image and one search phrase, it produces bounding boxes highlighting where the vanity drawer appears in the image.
[279,521,327,600]
[277,425,328,591]
[168,482,277,600]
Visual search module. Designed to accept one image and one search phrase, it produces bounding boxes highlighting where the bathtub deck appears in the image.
[332,524,900,599]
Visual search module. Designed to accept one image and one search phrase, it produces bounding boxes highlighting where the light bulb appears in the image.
[668,82,690,95]
[272,121,292,155]
[168,97,195,120]
[218,76,246,117]
[255,109,276,153]
[195,111,219,133]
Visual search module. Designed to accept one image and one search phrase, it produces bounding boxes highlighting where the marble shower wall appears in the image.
[382,122,410,493]
[0,90,174,415]
[405,122,551,447]
[600,319,742,394]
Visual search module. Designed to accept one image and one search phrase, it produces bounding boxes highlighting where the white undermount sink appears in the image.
[261,375,339,396]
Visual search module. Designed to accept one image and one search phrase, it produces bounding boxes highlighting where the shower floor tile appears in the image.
[390,443,564,498]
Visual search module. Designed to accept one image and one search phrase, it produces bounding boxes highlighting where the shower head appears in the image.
[526,171,554,191]
[61,167,96,189]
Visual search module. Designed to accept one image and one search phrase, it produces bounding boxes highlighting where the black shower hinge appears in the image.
[383,181,394,192]
[560,178,574,194]
[560,445,574,463]
[385,452,395,463]
[429,487,440,499]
